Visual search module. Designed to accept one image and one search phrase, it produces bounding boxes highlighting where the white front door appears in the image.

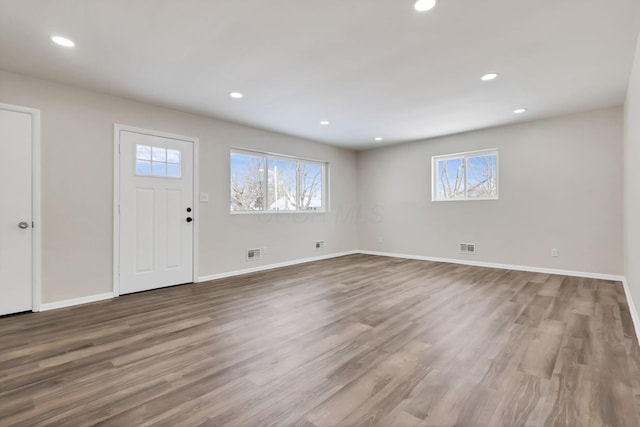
[118,129,194,295]
[0,107,34,315]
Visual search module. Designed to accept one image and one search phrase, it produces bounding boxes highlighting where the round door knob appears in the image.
[186,217,193,223]
[18,221,29,229]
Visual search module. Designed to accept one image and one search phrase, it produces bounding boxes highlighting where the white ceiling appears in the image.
[0,0,639,150]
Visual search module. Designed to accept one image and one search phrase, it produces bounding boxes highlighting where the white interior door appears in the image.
[118,129,194,295]
[0,107,33,315]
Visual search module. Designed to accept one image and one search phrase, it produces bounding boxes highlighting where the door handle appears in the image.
[186,217,193,223]
[18,221,29,229]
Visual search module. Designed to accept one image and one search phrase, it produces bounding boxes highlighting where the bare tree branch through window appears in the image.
[231,150,326,212]
[433,150,498,201]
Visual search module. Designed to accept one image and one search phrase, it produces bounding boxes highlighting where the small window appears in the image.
[136,145,181,178]
[230,149,327,213]
[432,149,498,201]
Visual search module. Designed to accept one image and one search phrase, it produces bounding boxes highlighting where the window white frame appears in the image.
[230,148,328,213]
[432,148,499,202]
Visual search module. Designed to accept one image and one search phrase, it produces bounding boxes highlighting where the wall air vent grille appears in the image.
[460,243,476,255]
[247,248,262,261]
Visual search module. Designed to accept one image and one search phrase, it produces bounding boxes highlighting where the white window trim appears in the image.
[432,148,499,202]
[230,148,329,214]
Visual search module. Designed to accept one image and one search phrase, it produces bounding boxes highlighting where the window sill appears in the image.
[432,197,499,202]
[230,210,329,215]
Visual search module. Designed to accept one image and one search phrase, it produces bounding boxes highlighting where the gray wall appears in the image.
[625,36,640,312]
[0,68,629,306]
[357,107,624,276]
[0,70,359,304]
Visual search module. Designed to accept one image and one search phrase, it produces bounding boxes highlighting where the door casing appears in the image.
[0,102,42,312]
[113,124,199,296]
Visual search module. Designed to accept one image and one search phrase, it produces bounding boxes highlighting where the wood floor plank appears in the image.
[487,372,545,427]
[305,340,432,427]
[1,254,639,426]
[518,326,564,379]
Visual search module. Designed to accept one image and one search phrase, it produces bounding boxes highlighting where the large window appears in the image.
[432,149,498,201]
[230,150,327,212]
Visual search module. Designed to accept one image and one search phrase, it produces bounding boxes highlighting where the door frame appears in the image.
[112,124,199,296]
[0,102,42,312]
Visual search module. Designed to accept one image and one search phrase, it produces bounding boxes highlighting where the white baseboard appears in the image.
[197,249,624,283]
[357,250,625,282]
[622,278,640,344]
[36,252,358,312]
[39,292,115,311]
[197,250,359,282]
[35,251,629,317]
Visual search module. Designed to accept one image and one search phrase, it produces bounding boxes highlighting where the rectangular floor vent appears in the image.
[247,248,262,261]
[459,243,476,255]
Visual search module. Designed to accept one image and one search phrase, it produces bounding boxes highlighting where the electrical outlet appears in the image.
[551,248,559,257]
[315,240,325,250]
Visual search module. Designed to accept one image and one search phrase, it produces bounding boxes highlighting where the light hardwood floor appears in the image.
[1,254,640,426]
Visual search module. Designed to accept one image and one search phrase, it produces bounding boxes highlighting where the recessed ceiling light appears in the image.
[414,0,437,12]
[51,35,75,48]
[320,120,330,125]
[229,92,244,99]
[375,137,383,141]
[513,108,527,114]
[481,73,498,81]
